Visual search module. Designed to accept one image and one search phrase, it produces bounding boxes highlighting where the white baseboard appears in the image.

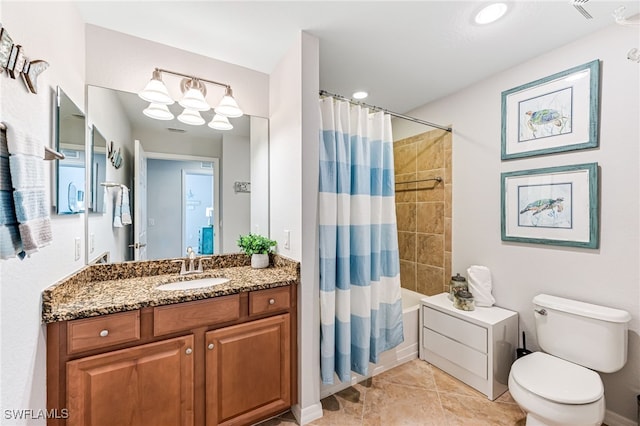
[291,402,323,425]
[605,409,638,426]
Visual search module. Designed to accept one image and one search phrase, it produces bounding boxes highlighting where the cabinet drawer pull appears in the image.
[208,343,215,350]
[269,298,275,305]
[185,348,193,355]
[99,329,109,337]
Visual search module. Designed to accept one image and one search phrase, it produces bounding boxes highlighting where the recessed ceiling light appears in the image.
[475,3,508,25]
[352,91,368,100]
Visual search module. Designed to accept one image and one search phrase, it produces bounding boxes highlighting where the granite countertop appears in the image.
[42,254,300,323]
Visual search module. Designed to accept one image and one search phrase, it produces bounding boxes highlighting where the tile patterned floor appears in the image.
[258,359,526,426]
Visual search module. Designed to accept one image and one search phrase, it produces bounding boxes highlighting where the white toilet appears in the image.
[508,294,631,426]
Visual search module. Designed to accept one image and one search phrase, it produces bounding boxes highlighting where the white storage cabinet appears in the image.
[419,292,518,400]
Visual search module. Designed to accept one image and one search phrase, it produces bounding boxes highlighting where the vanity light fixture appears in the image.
[474,2,508,25]
[177,108,205,126]
[208,114,233,130]
[143,103,174,120]
[138,68,243,127]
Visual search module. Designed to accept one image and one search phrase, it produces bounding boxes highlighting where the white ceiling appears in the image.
[76,1,639,114]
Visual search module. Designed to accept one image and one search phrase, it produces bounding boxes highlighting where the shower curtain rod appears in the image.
[319,90,452,132]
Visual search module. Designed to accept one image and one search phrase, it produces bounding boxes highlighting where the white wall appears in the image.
[394,23,640,423]
[221,134,251,252]
[86,85,133,263]
[0,2,86,424]
[250,116,270,235]
[269,31,322,424]
[86,25,269,118]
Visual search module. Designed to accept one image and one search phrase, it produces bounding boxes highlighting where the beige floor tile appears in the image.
[373,358,437,390]
[256,360,528,426]
[439,393,525,426]
[431,365,487,400]
[363,381,446,426]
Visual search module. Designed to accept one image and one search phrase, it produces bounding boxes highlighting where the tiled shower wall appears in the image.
[394,129,452,296]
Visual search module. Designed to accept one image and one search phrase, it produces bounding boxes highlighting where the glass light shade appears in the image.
[474,3,507,25]
[179,87,210,111]
[143,103,174,120]
[214,87,243,118]
[208,114,233,131]
[139,71,174,105]
[177,108,205,126]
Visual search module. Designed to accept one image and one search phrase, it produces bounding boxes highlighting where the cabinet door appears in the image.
[206,314,290,426]
[67,335,194,426]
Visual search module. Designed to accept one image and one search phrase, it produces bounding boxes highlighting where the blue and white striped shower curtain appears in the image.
[319,97,404,385]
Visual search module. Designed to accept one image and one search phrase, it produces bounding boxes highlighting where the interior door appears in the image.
[133,140,148,260]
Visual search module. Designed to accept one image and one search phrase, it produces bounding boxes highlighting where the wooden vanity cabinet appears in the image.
[66,335,194,426]
[47,285,297,426]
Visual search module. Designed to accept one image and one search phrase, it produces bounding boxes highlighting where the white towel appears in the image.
[121,185,131,225]
[6,130,44,158]
[113,185,123,228]
[467,265,496,307]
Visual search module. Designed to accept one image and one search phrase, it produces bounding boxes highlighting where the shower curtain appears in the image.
[319,97,404,385]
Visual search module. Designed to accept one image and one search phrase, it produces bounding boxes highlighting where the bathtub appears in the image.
[320,288,424,397]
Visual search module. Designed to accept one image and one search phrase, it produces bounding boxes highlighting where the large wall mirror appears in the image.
[86,85,269,264]
[55,87,86,214]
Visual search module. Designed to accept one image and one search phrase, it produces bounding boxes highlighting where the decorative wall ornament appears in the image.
[107,141,122,169]
[501,60,600,160]
[0,23,49,94]
[501,163,599,249]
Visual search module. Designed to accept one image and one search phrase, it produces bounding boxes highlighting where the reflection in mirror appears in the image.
[86,85,269,264]
[89,126,107,213]
[55,87,86,214]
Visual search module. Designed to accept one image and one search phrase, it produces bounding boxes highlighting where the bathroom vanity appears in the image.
[419,292,518,400]
[43,254,299,426]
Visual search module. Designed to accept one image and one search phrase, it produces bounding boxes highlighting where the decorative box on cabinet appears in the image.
[419,292,518,400]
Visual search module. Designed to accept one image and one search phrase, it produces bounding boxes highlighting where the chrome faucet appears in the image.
[172,247,211,275]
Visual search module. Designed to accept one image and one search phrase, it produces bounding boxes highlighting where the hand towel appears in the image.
[13,189,48,222]
[467,265,496,307]
[0,224,24,260]
[0,190,18,225]
[113,185,123,228]
[0,157,11,191]
[5,125,51,257]
[8,154,46,189]
[121,185,131,225]
[19,217,52,254]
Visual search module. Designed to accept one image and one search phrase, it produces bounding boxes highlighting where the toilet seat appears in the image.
[510,352,603,404]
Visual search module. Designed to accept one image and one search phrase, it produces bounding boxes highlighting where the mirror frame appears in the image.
[55,86,86,215]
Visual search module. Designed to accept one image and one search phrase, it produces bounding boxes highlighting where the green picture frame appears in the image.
[501,163,599,248]
[501,60,600,160]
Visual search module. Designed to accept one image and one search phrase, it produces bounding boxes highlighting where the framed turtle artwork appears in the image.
[501,60,600,160]
[501,163,599,249]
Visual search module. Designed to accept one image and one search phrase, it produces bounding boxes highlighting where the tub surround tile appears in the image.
[396,203,417,232]
[416,264,445,296]
[417,202,444,234]
[398,231,416,262]
[416,234,444,267]
[399,260,417,292]
[41,253,299,323]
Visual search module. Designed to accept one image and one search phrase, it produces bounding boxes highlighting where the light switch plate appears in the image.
[74,237,81,261]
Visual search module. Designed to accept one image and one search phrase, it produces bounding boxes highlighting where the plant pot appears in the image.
[251,253,269,269]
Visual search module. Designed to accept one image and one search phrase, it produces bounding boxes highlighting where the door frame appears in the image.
[145,151,220,257]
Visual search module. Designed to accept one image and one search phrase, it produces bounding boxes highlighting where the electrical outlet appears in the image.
[284,230,290,250]
[74,237,81,261]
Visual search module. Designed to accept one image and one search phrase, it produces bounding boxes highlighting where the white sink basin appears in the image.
[156,277,230,291]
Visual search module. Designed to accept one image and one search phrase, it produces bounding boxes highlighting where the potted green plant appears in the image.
[237,233,277,269]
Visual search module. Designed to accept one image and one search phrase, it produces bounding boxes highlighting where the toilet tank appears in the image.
[533,294,631,373]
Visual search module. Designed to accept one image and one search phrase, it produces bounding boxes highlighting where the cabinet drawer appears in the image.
[423,328,487,379]
[67,311,140,354]
[423,306,487,353]
[154,294,240,336]
[249,286,290,316]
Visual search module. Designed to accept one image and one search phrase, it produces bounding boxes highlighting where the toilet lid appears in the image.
[511,352,603,404]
